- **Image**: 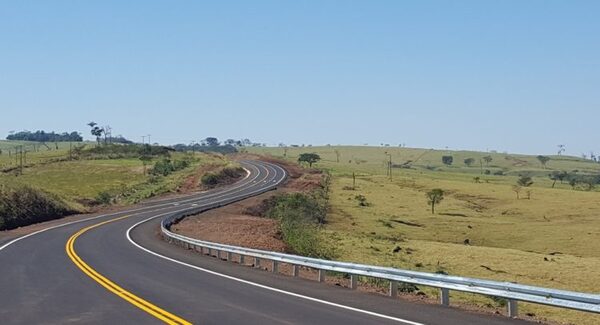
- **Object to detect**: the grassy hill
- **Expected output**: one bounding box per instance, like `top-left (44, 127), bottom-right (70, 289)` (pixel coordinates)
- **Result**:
top-left (249, 146), bottom-right (600, 325)
top-left (0, 140), bottom-right (230, 230)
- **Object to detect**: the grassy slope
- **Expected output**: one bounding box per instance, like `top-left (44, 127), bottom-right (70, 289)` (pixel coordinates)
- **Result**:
top-left (249, 146), bottom-right (600, 325)
top-left (0, 141), bottom-right (229, 211)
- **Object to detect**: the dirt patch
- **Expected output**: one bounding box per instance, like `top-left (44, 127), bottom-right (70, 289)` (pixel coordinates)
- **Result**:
top-left (172, 196), bottom-right (287, 252)
top-left (452, 193), bottom-right (497, 212)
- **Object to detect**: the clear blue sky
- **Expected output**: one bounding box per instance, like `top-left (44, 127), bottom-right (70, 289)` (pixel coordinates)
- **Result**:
top-left (1, 1), bottom-right (598, 155)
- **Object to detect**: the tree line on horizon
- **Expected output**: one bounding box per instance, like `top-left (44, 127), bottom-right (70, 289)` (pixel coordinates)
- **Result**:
top-left (6, 130), bottom-right (83, 142)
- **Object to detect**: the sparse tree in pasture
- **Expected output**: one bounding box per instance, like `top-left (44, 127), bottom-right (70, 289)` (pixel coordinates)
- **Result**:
top-left (483, 155), bottom-right (493, 166)
top-left (87, 121), bottom-right (104, 145)
top-left (464, 158), bottom-right (475, 167)
top-left (442, 155), bottom-right (453, 166)
top-left (549, 171), bottom-right (567, 188)
top-left (517, 175), bottom-right (534, 187)
top-left (557, 144), bottom-right (566, 156)
top-left (298, 153), bottom-right (321, 168)
top-left (537, 155), bottom-right (550, 169)
top-left (426, 189), bottom-right (444, 214)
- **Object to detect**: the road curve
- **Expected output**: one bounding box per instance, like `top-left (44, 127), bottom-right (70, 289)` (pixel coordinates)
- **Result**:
top-left (0, 160), bottom-right (532, 324)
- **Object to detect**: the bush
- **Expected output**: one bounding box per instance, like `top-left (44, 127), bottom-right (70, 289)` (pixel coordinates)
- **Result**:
top-left (266, 192), bottom-right (333, 258)
top-left (150, 157), bottom-right (192, 176)
top-left (355, 194), bottom-right (370, 207)
top-left (201, 173), bottom-right (220, 186)
top-left (442, 156), bottom-right (453, 166)
top-left (95, 191), bottom-right (112, 205)
top-left (200, 166), bottom-right (246, 187)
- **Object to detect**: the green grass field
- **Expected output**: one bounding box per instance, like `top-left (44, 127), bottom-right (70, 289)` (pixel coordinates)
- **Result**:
top-left (249, 146), bottom-right (600, 325)
top-left (0, 141), bottom-right (228, 211)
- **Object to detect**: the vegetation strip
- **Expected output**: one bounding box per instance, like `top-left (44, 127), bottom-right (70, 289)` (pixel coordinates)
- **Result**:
top-left (65, 215), bottom-right (192, 325)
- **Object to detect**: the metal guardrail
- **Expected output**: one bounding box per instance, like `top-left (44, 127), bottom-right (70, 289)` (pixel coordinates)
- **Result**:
top-left (160, 163), bottom-right (600, 319)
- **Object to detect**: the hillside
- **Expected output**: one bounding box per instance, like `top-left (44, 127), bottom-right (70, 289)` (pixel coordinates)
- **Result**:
top-left (249, 146), bottom-right (600, 325)
top-left (0, 140), bottom-right (230, 230)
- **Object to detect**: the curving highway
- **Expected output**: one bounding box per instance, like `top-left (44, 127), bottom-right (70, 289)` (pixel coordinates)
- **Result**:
top-left (0, 160), bottom-right (532, 324)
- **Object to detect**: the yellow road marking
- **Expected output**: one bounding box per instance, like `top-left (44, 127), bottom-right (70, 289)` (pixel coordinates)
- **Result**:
top-left (66, 215), bottom-right (193, 325)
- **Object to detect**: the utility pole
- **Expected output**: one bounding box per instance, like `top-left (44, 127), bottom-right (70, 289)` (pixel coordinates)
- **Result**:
top-left (147, 134), bottom-right (151, 145)
top-left (141, 136), bottom-right (146, 145)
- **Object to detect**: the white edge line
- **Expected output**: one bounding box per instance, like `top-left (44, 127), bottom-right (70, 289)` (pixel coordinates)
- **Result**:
top-left (126, 214), bottom-right (425, 325)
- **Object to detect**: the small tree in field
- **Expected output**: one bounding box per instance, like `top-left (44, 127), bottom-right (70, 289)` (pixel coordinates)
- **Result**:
top-left (298, 153), bottom-right (321, 168)
top-left (442, 156), bottom-right (453, 166)
top-left (426, 189), bottom-right (444, 214)
top-left (464, 158), bottom-right (475, 167)
top-left (516, 175), bottom-right (534, 199)
top-left (537, 155), bottom-right (550, 169)
top-left (549, 171), bottom-right (567, 188)
top-left (483, 155), bottom-right (493, 166)
top-left (517, 175), bottom-right (534, 187)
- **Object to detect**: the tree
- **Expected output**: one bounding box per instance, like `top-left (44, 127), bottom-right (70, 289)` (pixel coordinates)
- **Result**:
top-left (87, 122), bottom-right (104, 145)
top-left (442, 155), bottom-right (453, 166)
top-left (464, 158), bottom-right (475, 167)
top-left (557, 144), bottom-right (566, 156)
top-left (298, 153), bottom-right (321, 168)
top-left (549, 171), bottom-right (567, 188)
top-left (483, 155), bottom-right (493, 166)
top-left (204, 137), bottom-right (219, 146)
top-left (517, 175), bottom-right (534, 187)
top-left (224, 139), bottom-right (236, 145)
top-left (537, 155), bottom-right (550, 169)
top-left (426, 189), bottom-right (444, 214)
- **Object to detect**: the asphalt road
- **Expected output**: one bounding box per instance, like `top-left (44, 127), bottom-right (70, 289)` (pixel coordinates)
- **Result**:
top-left (0, 160), bottom-right (534, 325)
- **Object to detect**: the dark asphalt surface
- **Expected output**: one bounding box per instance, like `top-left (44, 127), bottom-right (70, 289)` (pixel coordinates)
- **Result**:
top-left (0, 160), bottom-right (534, 324)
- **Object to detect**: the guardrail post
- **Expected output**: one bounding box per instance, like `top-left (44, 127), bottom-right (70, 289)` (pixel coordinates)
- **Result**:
top-left (216, 250), bottom-right (221, 259)
top-left (239, 255), bottom-right (245, 264)
top-left (508, 299), bottom-right (518, 317)
top-left (272, 261), bottom-right (278, 273)
top-left (208, 248), bottom-right (213, 256)
top-left (292, 265), bottom-right (299, 277)
top-left (318, 269), bottom-right (325, 282)
top-left (227, 252), bottom-right (232, 261)
top-left (254, 257), bottom-right (260, 268)
top-left (389, 281), bottom-right (398, 297)
top-left (440, 288), bottom-right (449, 306)
top-left (350, 274), bottom-right (357, 290)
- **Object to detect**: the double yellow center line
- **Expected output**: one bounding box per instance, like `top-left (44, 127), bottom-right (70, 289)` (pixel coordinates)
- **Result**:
top-left (65, 215), bottom-right (192, 325)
